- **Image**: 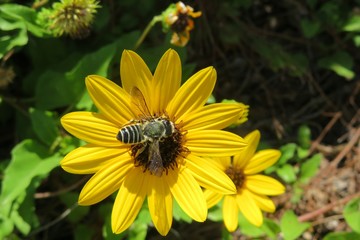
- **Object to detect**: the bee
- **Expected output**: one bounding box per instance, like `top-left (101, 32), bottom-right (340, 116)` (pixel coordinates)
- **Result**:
top-left (116, 87), bottom-right (176, 176)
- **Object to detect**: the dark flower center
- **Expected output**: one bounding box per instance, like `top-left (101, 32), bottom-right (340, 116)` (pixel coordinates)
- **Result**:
top-left (171, 13), bottom-right (189, 33)
top-left (130, 117), bottom-right (186, 176)
top-left (225, 165), bottom-right (246, 190)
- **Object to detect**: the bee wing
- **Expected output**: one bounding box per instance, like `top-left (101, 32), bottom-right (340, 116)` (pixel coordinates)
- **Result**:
top-left (148, 140), bottom-right (163, 176)
top-left (130, 87), bottom-right (152, 117)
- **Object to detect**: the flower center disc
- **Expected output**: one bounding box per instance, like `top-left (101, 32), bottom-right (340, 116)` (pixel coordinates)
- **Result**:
top-left (130, 118), bottom-right (184, 176)
top-left (171, 13), bottom-right (189, 33)
top-left (225, 166), bottom-right (246, 190)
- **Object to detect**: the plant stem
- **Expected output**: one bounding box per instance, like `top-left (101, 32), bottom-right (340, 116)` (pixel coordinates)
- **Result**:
top-left (134, 15), bottom-right (163, 50)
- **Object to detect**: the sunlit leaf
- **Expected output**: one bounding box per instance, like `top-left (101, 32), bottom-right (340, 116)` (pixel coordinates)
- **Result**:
top-left (299, 153), bottom-right (322, 184)
top-left (278, 143), bottom-right (297, 165)
top-left (317, 51), bottom-right (355, 80)
top-left (207, 204), bottom-right (223, 222)
top-left (323, 231), bottom-right (360, 240)
top-left (280, 210), bottom-right (310, 240)
top-left (343, 15), bottom-right (360, 32)
top-left (0, 140), bottom-right (61, 208)
top-left (343, 198), bottom-right (360, 233)
top-left (261, 218), bottom-right (281, 239)
top-left (0, 4), bottom-right (46, 36)
top-left (276, 164), bottom-right (297, 183)
top-left (238, 213), bottom-right (264, 237)
top-left (173, 199), bottom-right (192, 223)
top-left (297, 125), bottom-right (311, 149)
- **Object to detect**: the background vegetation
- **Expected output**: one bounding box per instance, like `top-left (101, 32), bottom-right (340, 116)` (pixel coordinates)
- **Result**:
top-left (0, 0), bottom-right (359, 239)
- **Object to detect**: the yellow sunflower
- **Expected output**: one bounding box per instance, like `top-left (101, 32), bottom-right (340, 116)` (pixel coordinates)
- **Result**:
top-left (60, 49), bottom-right (248, 235)
top-left (204, 130), bottom-right (285, 232)
top-left (163, 1), bottom-right (202, 46)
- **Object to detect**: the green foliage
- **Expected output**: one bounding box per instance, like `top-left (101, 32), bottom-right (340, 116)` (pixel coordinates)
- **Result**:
top-left (343, 198), bottom-right (360, 233)
top-left (323, 231), bottom-right (360, 240)
top-left (0, 140), bottom-right (61, 238)
top-left (1, 0), bottom-right (359, 239)
top-left (280, 211), bottom-right (311, 240)
top-left (35, 41), bottom-right (117, 110)
top-left (0, 3), bottom-right (47, 58)
top-left (318, 51), bottom-right (355, 80)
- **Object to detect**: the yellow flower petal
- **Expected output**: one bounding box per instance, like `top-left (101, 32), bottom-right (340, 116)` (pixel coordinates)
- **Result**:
top-left (236, 189), bottom-right (263, 226)
top-left (251, 193), bottom-right (276, 213)
top-left (147, 174), bottom-right (173, 236)
top-left (152, 49), bottom-right (181, 114)
top-left (166, 167), bottom-right (207, 222)
top-left (61, 112), bottom-right (121, 147)
top-left (120, 50), bottom-right (152, 112)
top-left (223, 195), bottom-right (239, 232)
top-left (166, 67), bottom-right (216, 121)
top-left (233, 130), bottom-right (260, 169)
top-left (216, 157), bottom-right (231, 170)
top-left (78, 156), bottom-right (133, 205)
top-left (246, 175), bottom-right (285, 196)
top-left (61, 144), bottom-right (128, 174)
top-left (185, 130), bottom-right (247, 157)
top-left (203, 189), bottom-right (223, 209)
top-left (181, 103), bottom-right (245, 130)
top-left (112, 168), bottom-right (147, 234)
top-left (86, 75), bottom-right (136, 126)
top-left (185, 154), bottom-right (236, 194)
top-left (244, 150), bottom-right (281, 175)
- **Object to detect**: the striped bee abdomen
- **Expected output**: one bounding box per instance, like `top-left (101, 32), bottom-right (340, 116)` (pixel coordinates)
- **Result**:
top-left (117, 124), bottom-right (144, 144)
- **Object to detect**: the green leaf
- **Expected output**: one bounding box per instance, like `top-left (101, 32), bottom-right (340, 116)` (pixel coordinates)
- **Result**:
top-left (74, 224), bottom-right (95, 240)
top-left (10, 180), bottom-right (40, 235)
top-left (297, 124), bottom-right (311, 149)
top-left (0, 4), bottom-right (46, 37)
top-left (0, 202), bottom-right (14, 239)
top-left (59, 135), bottom-right (82, 155)
top-left (29, 108), bottom-right (59, 146)
top-left (290, 184), bottom-right (304, 203)
top-left (280, 210), bottom-right (310, 240)
top-left (173, 200), bottom-right (192, 223)
top-left (301, 19), bottom-right (321, 38)
top-left (261, 218), bottom-right (281, 239)
top-left (0, 18), bottom-right (28, 59)
top-left (250, 39), bottom-right (308, 76)
top-left (135, 206), bottom-right (152, 225)
top-left (318, 51), bottom-right (355, 80)
top-left (0, 140), bottom-right (61, 209)
top-left (221, 228), bottom-right (233, 240)
top-left (353, 35), bottom-right (360, 47)
top-left (278, 143), bottom-right (297, 165)
top-left (343, 198), bottom-right (360, 233)
top-left (276, 164), bottom-right (297, 183)
top-left (299, 153), bottom-right (322, 184)
top-left (297, 147), bottom-right (309, 159)
top-left (343, 15), bottom-right (360, 32)
top-left (208, 204), bottom-right (223, 222)
top-left (35, 42), bottom-right (117, 110)
top-left (128, 220), bottom-right (148, 240)
top-left (238, 213), bottom-right (265, 237)
top-left (99, 203), bottom-right (127, 240)
top-left (323, 231), bottom-right (360, 240)
top-left (10, 200), bottom-right (31, 235)
top-left (75, 91), bottom-right (94, 111)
